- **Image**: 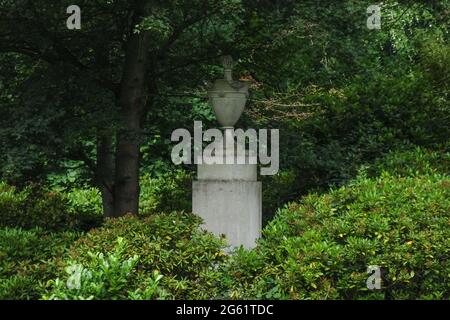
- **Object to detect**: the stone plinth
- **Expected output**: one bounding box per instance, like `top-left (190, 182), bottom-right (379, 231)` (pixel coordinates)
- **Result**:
top-left (197, 153), bottom-right (257, 181)
top-left (193, 147), bottom-right (261, 249)
top-left (192, 180), bottom-right (262, 249)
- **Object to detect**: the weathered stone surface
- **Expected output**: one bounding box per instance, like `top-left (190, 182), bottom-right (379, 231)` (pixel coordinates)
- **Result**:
top-left (192, 180), bottom-right (262, 249)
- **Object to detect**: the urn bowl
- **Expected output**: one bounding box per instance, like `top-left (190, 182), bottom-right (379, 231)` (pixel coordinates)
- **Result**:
top-left (208, 79), bottom-right (249, 127)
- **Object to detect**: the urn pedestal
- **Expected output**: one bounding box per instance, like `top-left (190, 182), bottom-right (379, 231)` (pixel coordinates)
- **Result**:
top-left (193, 179), bottom-right (261, 249)
top-left (193, 146), bottom-right (261, 249)
top-left (192, 56), bottom-right (262, 249)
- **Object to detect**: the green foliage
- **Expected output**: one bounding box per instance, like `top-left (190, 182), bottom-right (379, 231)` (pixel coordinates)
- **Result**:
top-left (65, 187), bottom-right (103, 230)
top-left (0, 182), bottom-right (102, 232)
top-left (259, 66), bottom-right (449, 220)
top-left (2, 149), bottom-right (450, 300)
top-left (262, 169), bottom-right (298, 225)
top-left (65, 187), bottom-right (102, 215)
top-left (136, 12), bottom-right (172, 42)
top-left (41, 148), bottom-right (450, 300)
top-left (0, 0), bottom-right (256, 185)
top-left (244, 1), bottom-right (449, 221)
top-left (0, 227), bottom-right (80, 299)
top-left (0, 0), bottom-right (449, 301)
top-left (0, 168), bottom-right (193, 232)
top-left (43, 237), bottom-right (167, 300)
top-left (227, 170), bottom-right (450, 299)
top-left (44, 213), bottom-right (227, 299)
top-left (139, 170), bottom-right (192, 215)
top-left (366, 146), bottom-right (450, 178)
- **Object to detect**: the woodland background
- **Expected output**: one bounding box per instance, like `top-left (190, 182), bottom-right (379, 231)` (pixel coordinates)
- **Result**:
top-left (0, 0), bottom-right (448, 299)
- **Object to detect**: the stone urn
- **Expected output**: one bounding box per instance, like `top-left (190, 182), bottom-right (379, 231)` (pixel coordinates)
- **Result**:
top-left (208, 56), bottom-right (249, 128)
top-left (194, 56), bottom-right (261, 249)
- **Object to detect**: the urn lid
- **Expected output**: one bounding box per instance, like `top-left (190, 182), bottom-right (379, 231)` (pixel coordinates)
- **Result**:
top-left (208, 56), bottom-right (249, 95)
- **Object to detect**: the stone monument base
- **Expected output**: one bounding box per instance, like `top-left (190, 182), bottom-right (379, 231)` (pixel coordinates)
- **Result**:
top-left (192, 180), bottom-right (262, 249)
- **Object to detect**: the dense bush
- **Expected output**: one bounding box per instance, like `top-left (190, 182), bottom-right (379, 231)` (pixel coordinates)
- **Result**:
top-left (0, 227), bottom-right (80, 299)
top-left (2, 148), bottom-right (449, 300)
top-left (44, 213), bottom-right (227, 299)
top-left (0, 168), bottom-right (192, 232)
top-left (139, 169), bottom-right (192, 215)
top-left (261, 169), bottom-right (298, 225)
top-left (256, 65), bottom-right (449, 221)
top-left (35, 148), bottom-right (450, 300)
top-left (227, 171), bottom-right (449, 299)
top-left (366, 146), bottom-right (449, 178)
top-left (43, 237), bottom-right (167, 300)
top-left (0, 182), bottom-right (102, 231)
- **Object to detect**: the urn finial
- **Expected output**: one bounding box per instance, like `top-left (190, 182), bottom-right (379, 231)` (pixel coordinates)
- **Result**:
top-left (222, 55), bottom-right (234, 81)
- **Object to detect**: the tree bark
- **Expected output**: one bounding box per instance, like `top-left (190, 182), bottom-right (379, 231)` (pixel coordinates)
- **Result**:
top-left (96, 133), bottom-right (115, 217)
top-left (113, 13), bottom-right (152, 217)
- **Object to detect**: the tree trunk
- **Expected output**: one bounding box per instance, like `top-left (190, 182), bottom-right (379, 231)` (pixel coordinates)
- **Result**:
top-left (113, 24), bottom-right (151, 217)
top-left (96, 133), bottom-right (115, 217)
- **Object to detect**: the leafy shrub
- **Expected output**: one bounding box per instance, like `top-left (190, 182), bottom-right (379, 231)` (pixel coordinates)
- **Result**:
top-left (227, 172), bottom-right (450, 299)
top-left (366, 146), bottom-right (449, 178)
top-left (0, 182), bottom-right (25, 224)
top-left (4, 147), bottom-right (450, 300)
top-left (65, 187), bottom-right (103, 230)
top-left (43, 238), bottom-right (167, 300)
top-left (0, 182), bottom-right (102, 232)
top-left (262, 169), bottom-right (298, 224)
top-left (139, 170), bottom-right (192, 215)
top-left (44, 213), bottom-right (227, 299)
top-left (0, 227), bottom-right (80, 299)
top-left (65, 187), bottom-right (102, 215)
top-left (0, 183), bottom-right (67, 231)
top-left (253, 65), bottom-right (449, 222)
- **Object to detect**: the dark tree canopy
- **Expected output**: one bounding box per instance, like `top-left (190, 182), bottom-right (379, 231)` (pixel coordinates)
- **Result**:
top-left (0, 0), bottom-right (448, 217)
